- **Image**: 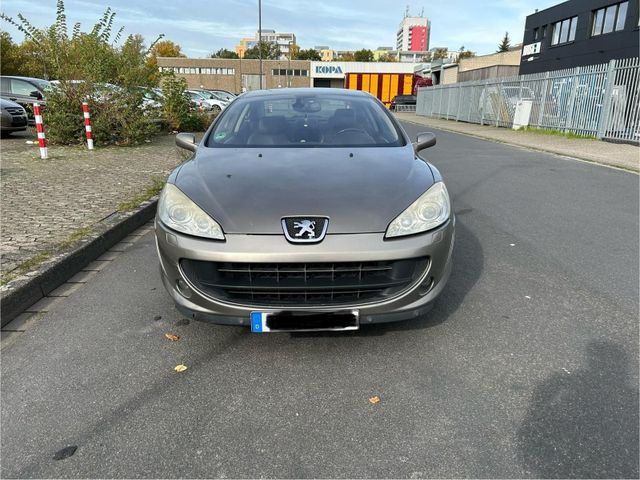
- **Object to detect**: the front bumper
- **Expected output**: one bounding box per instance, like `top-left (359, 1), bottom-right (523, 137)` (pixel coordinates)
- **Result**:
top-left (155, 217), bottom-right (455, 327)
top-left (0, 112), bottom-right (28, 131)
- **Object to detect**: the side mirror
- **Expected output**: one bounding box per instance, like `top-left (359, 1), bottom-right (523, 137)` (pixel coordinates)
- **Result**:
top-left (414, 132), bottom-right (436, 153)
top-left (30, 90), bottom-right (43, 100)
top-left (176, 132), bottom-right (197, 152)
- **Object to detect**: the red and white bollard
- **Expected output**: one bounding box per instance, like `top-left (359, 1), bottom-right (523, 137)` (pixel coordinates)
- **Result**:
top-left (82, 101), bottom-right (94, 150)
top-left (33, 103), bottom-right (48, 159)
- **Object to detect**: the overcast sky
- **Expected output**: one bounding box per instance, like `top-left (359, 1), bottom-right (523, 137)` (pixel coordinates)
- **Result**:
top-left (2, 0), bottom-right (560, 57)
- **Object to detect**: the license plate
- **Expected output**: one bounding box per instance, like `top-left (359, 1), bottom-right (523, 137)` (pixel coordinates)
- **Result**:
top-left (251, 310), bottom-right (359, 333)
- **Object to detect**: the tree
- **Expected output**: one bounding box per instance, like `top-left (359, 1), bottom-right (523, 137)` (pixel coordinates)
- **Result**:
top-left (146, 39), bottom-right (184, 73)
top-left (354, 49), bottom-right (374, 62)
top-left (211, 48), bottom-right (239, 59)
top-left (288, 43), bottom-right (299, 59)
top-left (497, 32), bottom-right (511, 52)
top-left (457, 45), bottom-right (475, 61)
top-left (431, 48), bottom-right (448, 60)
top-left (0, 32), bottom-right (25, 75)
top-left (337, 52), bottom-right (355, 61)
top-left (421, 52), bottom-right (433, 62)
top-left (296, 48), bottom-right (321, 61)
top-left (1, 1), bottom-right (162, 83)
top-left (378, 53), bottom-right (397, 62)
top-left (149, 39), bottom-right (184, 58)
top-left (243, 41), bottom-right (281, 59)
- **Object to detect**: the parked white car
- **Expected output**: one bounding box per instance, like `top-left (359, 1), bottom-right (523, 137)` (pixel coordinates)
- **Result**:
top-left (186, 90), bottom-right (228, 113)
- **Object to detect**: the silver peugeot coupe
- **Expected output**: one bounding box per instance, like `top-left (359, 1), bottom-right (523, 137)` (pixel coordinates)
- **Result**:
top-left (155, 88), bottom-right (454, 332)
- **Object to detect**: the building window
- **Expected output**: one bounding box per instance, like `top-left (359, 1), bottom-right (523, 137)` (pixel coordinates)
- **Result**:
top-left (533, 27), bottom-right (539, 41)
top-left (592, 1), bottom-right (628, 36)
top-left (551, 16), bottom-right (578, 45)
top-left (541, 25), bottom-right (547, 39)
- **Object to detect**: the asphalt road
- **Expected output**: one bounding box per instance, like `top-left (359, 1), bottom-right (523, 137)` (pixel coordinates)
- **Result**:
top-left (2, 122), bottom-right (638, 478)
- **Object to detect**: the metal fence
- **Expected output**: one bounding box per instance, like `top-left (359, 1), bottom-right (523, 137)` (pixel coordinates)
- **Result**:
top-left (416, 58), bottom-right (640, 143)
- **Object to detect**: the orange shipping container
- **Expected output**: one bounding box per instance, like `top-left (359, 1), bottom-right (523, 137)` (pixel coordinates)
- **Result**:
top-left (345, 73), bottom-right (415, 108)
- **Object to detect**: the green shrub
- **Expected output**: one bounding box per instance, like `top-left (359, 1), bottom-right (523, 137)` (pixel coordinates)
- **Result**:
top-left (180, 110), bottom-right (214, 132)
top-left (160, 72), bottom-right (214, 132)
top-left (45, 81), bottom-right (158, 146)
top-left (44, 81), bottom-right (91, 145)
top-left (159, 72), bottom-right (191, 130)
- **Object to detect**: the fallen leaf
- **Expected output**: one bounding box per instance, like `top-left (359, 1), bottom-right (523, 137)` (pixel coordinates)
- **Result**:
top-left (174, 364), bottom-right (188, 373)
top-left (368, 395), bottom-right (380, 405)
top-left (165, 333), bottom-right (180, 341)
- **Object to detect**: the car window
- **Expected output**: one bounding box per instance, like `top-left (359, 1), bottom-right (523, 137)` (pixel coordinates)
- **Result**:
top-left (0, 78), bottom-right (10, 93)
top-left (32, 79), bottom-right (50, 91)
top-left (207, 93), bottom-right (404, 148)
top-left (10, 79), bottom-right (36, 96)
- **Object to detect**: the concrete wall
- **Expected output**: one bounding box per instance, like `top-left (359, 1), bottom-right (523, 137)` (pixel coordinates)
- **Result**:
top-left (457, 65), bottom-right (520, 82)
top-left (458, 50), bottom-right (521, 72)
top-left (156, 58), bottom-right (312, 93)
top-left (441, 66), bottom-right (459, 84)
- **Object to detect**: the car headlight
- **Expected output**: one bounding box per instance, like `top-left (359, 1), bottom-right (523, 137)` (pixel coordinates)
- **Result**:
top-left (385, 182), bottom-right (451, 238)
top-left (158, 183), bottom-right (225, 240)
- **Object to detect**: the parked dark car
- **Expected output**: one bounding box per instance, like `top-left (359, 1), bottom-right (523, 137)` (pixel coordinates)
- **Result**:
top-left (0, 98), bottom-right (28, 136)
top-left (0, 76), bottom-right (50, 124)
top-left (389, 95), bottom-right (417, 111)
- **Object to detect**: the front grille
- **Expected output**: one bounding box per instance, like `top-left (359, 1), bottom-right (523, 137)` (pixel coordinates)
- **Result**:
top-left (180, 257), bottom-right (429, 306)
top-left (4, 107), bottom-right (25, 116)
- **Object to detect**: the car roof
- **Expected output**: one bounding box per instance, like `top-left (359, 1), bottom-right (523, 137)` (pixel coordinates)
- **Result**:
top-left (0, 75), bottom-right (49, 84)
top-left (241, 87), bottom-right (371, 100)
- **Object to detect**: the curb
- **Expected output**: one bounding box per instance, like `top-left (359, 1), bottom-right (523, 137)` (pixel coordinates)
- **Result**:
top-left (1, 200), bottom-right (158, 327)
top-left (396, 115), bottom-right (639, 173)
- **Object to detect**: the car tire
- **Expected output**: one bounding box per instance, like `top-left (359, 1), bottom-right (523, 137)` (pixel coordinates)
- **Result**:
top-left (212, 105), bottom-right (221, 114)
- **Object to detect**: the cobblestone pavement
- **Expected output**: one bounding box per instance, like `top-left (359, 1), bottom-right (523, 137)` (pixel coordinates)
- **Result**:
top-left (396, 113), bottom-right (640, 172)
top-left (0, 131), bottom-right (188, 276)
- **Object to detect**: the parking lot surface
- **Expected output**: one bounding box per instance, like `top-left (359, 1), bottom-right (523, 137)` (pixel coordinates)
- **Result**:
top-left (1, 122), bottom-right (638, 478)
top-left (0, 130), bottom-right (184, 276)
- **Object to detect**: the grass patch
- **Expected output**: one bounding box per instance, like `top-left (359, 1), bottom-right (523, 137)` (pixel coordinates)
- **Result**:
top-left (1, 251), bottom-right (54, 286)
top-left (517, 127), bottom-right (597, 140)
top-left (58, 226), bottom-right (95, 250)
top-left (0, 226), bottom-right (96, 286)
top-left (117, 176), bottom-right (166, 212)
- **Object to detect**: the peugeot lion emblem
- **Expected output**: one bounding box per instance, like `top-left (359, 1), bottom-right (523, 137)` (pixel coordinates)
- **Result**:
top-left (294, 220), bottom-right (316, 238)
top-left (282, 217), bottom-right (329, 243)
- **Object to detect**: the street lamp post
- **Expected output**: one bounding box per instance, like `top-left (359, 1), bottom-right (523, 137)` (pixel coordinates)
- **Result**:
top-left (258, 0), bottom-right (263, 89)
top-left (287, 40), bottom-right (294, 87)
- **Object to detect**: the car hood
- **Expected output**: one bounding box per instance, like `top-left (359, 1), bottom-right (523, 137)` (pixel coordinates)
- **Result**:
top-left (174, 144), bottom-right (434, 234)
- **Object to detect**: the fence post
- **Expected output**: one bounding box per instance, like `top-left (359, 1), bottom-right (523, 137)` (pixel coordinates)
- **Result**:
top-left (536, 71), bottom-right (550, 128)
top-left (82, 101), bottom-right (94, 150)
top-left (480, 82), bottom-right (486, 126)
top-left (596, 59), bottom-right (617, 139)
top-left (33, 103), bottom-right (48, 160)
top-left (456, 84), bottom-right (462, 121)
top-left (565, 66), bottom-right (581, 132)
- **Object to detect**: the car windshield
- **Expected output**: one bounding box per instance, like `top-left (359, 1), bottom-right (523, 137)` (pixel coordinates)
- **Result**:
top-left (33, 79), bottom-right (51, 91)
top-left (213, 91), bottom-right (235, 101)
top-left (207, 93), bottom-right (404, 148)
top-left (201, 91), bottom-right (226, 101)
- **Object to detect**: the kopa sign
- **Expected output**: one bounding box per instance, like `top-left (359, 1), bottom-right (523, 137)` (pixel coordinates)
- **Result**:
top-left (314, 64), bottom-right (344, 77)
